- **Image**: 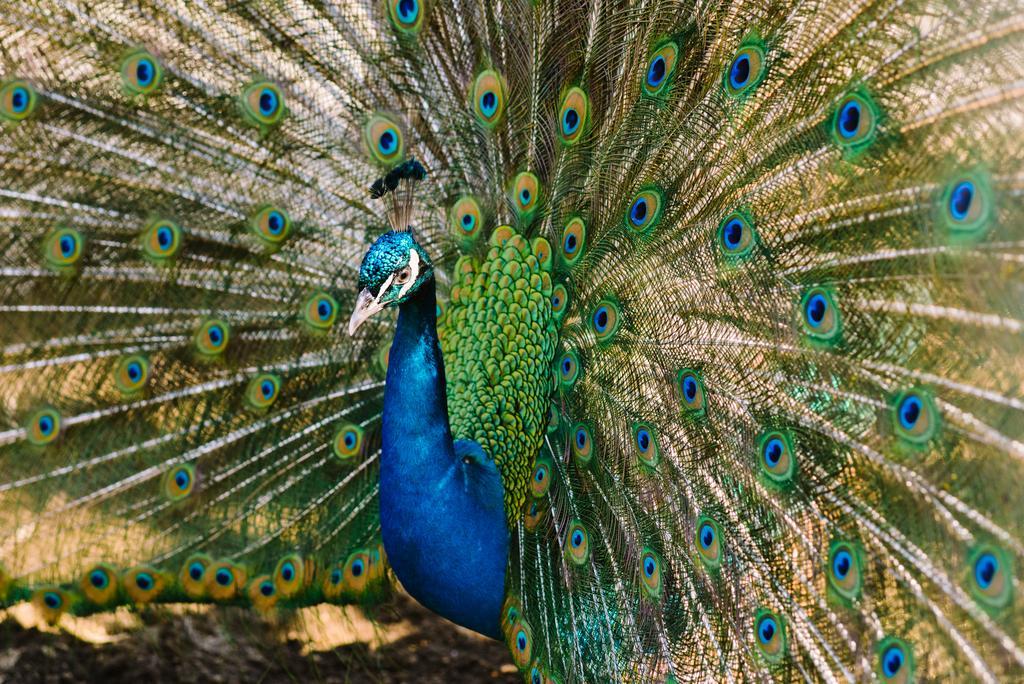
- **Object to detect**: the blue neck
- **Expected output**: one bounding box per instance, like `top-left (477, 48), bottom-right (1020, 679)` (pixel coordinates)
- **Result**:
top-left (378, 278), bottom-right (508, 638)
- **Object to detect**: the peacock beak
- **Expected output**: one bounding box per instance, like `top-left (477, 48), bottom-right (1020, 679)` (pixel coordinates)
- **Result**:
top-left (348, 288), bottom-right (386, 336)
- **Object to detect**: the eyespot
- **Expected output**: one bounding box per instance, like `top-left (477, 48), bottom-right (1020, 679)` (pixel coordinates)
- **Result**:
top-left (677, 369), bottom-right (707, 416)
top-left (889, 389), bottom-right (939, 444)
top-left (274, 554), bottom-right (305, 598)
top-left (625, 186), bottom-right (665, 234)
top-left (696, 516), bottom-right (722, 569)
top-left (523, 498), bottom-right (548, 532)
top-left (500, 596), bottom-right (522, 640)
top-left (113, 354), bottom-right (151, 394)
top-left (510, 171), bottom-right (540, 219)
top-left (247, 575), bottom-right (278, 612)
top-left (877, 637), bottom-right (914, 683)
top-left (547, 402), bottom-right (561, 434)
top-left (194, 319), bottom-right (230, 355)
top-left (489, 224), bottom-right (515, 247)
top-left (531, 457), bottom-right (553, 498)
top-left (243, 373), bottom-right (280, 410)
top-left (508, 617), bottom-right (533, 669)
top-left (332, 549), bottom-right (377, 597)
top-left (753, 609), bottom-right (787, 662)
top-left (530, 237), bottom-right (553, 272)
top-left (141, 219), bottom-right (182, 260)
top-left (799, 287), bottom-right (841, 343)
top-left (26, 407), bottom-right (61, 446)
top-left (162, 464), bottom-right (195, 502)
top-left (32, 587), bottom-right (69, 623)
top-left (940, 173), bottom-right (994, 236)
top-left (758, 431), bottom-right (795, 484)
top-left (387, 0), bottom-right (424, 33)
top-left (449, 195), bottom-right (483, 241)
top-left (206, 560), bottom-right (246, 600)
top-left (557, 349), bottom-right (579, 390)
top-left (632, 422), bottom-right (660, 469)
top-left (565, 520), bottom-right (590, 566)
top-left (365, 113), bottom-right (404, 164)
top-left (643, 42), bottom-right (679, 96)
top-left (249, 205), bottom-right (292, 246)
top-left (81, 564), bottom-right (118, 606)
top-left (831, 91), bottom-right (879, 150)
top-left (827, 540), bottom-right (862, 601)
top-left (551, 283), bottom-right (568, 321)
top-left (239, 80), bottom-right (285, 128)
top-left (591, 299), bottom-right (621, 343)
top-left (724, 42), bottom-right (766, 97)
top-left (471, 70), bottom-right (506, 127)
top-left (559, 216), bottom-right (587, 266)
top-left (558, 87), bottom-right (589, 145)
top-left (968, 544), bottom-right (1013, 608)
top-left (304, 291), bottom-right (338, 330)
top-left (120, 50), bottom-right (163, 95)
top-left (639, 547), bottom-right (663, 600)
top-left (571, 423), bottom-right (594, 465)
top-left (123, 566), bottom-right (165, 603)
top-left (43, 227), bottom-right (83, 268)
top-left (1, 81), bottom-right (38, 122)
top-left (718, 212), bottom-right (756, 260)
top-left (333, 423), bottom-right (365, 461)
top-left (323, 563), bottom-right (346, 601)
top-left (180, 555), bottom-right (211, 598)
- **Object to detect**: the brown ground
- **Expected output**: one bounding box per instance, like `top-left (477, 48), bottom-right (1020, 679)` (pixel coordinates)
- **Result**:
top-left (0, 593), bottom-right (520, 683)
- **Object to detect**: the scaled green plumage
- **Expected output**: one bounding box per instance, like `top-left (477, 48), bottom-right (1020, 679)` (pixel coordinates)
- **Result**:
top-left (1, 0), bottom-right (1023, 681)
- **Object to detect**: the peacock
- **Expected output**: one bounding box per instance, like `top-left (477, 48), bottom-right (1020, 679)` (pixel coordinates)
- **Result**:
top-left (1, 0), bottom-right (1023, 680)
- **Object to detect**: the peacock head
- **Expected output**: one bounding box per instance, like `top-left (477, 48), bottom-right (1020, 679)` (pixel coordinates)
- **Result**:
top-left (348, 230), bottom-right (434, 335)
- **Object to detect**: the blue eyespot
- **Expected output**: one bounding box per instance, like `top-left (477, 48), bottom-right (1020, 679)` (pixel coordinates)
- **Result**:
top-left (260, 380), bottom-right (274, 399)
top-left (174, 470), bottom-right (190, 490)
top-left (575, 428), bottom-right (588, 450)
top-left (281, 561), bottom-right (295, 581)
top-left (59, 236), bottom-right (75, 257)
top-left (758, 616), bottom-right (777, 644)
top-left (804, 294), bottom-right (828, 328)
top-left (318, 300), bottom-right (332, 320)
top-left (260, 581), bottom-right (274, 596)
top-left (722, 218), bottom-right (744, 251)
top-left (127, 362), bottom-right (142, 381)
top-left (593, 306), bottom-right (609, 333)
top-left (480, 90), bottom-right (497, 117)
top-left (352, 558), bottom-right (364, 577)
top-left (838, 100), bottom-right (861, 139)
top-left (561, 358), bottom-right (572, 376)
top-left (208, 325), bottom-right (223, 345)
top-left (136, 572), bottom-right (154, 590)
top-left (38, 415), bottom-right (54, 436)
top-left (397, 0), bottom-right (418, 22)
top-left (682, 376), bottom-right (698, 402)
top-left (572, 530), bottom-right (584, 547)
top-left (43, 591), bottom-right (61, 609)
top-left (267, 211), bottom-right (285, 235)
top-left (949, 181), bottom-right (974, 222)
top-left (378, 129), bottom-right (397, 155)
top-left (763, 438), bottom-right (784, 467)
top-left (90, 569), bottom-right (109, 588)
top-left (832, 550), bottom-right (852, 579)
top-left (517, 630), bottom-right (527, 651)
top-left (630, 198), bottom-right (648, 226)
top-left (189, 562), bottom-right (204, 581)
top-left (330, 568), bottom-right (342, 584)
top-left (898, 395), bottom-right (922, 430)
top-left (729, 54), bottom-right (751, 89)
top-left (882, 645), bottom-right (905, 678)
top-left (535, 468), bottom-right (545, 482)
top-left (215, 568), bottom-right (232, 586)
top-left (699, 522), bottom-right (715, 549)
top-left (258, 88), bottom-right (278, 117)
top-left (564, 232), bottom-right (578, 254)
top-left (974, 552), bottom-right (998, 589)
top-left (647, 56), bottom-right (667, 88)
top-left (519, 188), bottom-right (531, 204)
top-left (461, 213), bottom-right (475, 231)
top-left (644, 556), bottom-right (656, 577)
top-left (562, 107), bottom-right (580, 135)
top-left (136, 60), bottom-right (154, 87)
top-left (636, 429), bottom-right (650, 451)
top-left (11, 87), bottom-right (29, 114)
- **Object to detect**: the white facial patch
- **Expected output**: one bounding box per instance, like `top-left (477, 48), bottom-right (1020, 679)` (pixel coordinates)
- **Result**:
top-left (396, 248), bottom-right (420, 300)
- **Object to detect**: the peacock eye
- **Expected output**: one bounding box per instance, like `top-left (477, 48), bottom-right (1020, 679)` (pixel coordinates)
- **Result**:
top-left (395, 267), bottom-right (412, 285)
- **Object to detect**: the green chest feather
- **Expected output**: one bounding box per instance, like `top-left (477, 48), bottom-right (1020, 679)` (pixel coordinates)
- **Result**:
top-left (439, 228), bottom-right (557, 525)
